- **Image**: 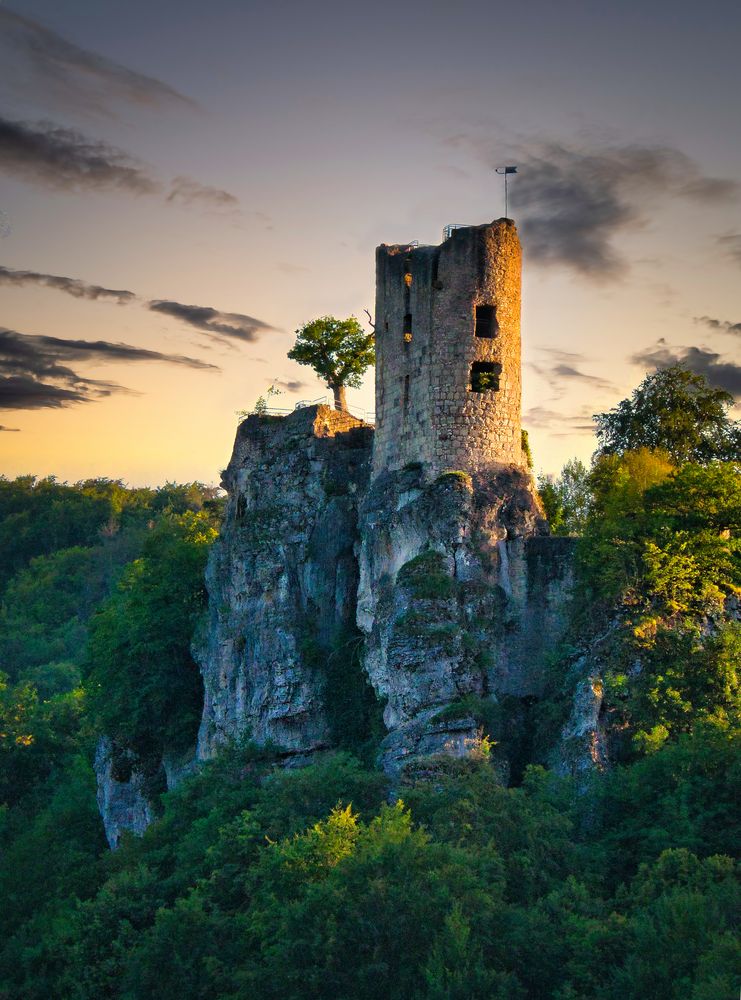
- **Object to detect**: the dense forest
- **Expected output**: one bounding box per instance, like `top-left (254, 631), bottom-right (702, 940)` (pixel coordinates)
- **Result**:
top-left (0, 365), bottom-right (738, 999)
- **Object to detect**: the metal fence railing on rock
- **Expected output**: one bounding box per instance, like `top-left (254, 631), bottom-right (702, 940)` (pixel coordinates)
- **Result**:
top-left (241, 397), bottom-right (374, 423)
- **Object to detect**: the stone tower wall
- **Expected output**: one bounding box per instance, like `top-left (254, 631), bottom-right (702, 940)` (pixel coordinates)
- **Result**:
top-left (373, 220), bottom-right (523, 479)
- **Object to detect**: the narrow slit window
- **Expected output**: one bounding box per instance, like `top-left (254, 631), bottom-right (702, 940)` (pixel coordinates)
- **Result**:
top-left (403, 313), bottom-right (412, 343)
top-left (475, 305), bottom-right (498, 339)
top-left (403, 374), bottom-right (410, 413)
top-left (470, 361), bottom-right (501, 392)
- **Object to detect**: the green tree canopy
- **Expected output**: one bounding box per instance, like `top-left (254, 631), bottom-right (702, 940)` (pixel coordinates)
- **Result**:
top-left (594, 364), bottom-right (740, 464)
top-left (288, 315), bottom-right (375, 411)
top-left (85, 511), bottom-right (218, 769)
top-left (537, 458), bottom-right (591, 535)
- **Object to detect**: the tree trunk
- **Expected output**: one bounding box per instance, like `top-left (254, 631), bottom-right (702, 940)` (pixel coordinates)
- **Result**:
top-left (332, 383), bottom-right (347, 411)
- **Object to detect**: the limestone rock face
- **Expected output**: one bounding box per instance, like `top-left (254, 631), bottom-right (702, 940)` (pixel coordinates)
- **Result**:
top-left (357, 464), bottom-right (574, 777)
top-left (195, 405), bottom-right (372, 761)
top-left (94, 738), bottom-right (155, 849)
top-left (551, 671), bottom-right (609, 778)
top-left (94, 739), bottom-right (196, 848)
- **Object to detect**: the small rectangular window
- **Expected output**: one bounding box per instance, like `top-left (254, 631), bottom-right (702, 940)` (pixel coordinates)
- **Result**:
top-left (470, 361), bottom-right (501, 392)
top-left (475, 305), bottom-right (498, 339)
top-left (403, 313), bottom-right (412, 341)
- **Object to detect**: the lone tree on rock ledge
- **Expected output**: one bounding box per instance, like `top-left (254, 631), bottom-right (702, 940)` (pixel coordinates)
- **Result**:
top-left (288, 315), bottom-right (375, 411)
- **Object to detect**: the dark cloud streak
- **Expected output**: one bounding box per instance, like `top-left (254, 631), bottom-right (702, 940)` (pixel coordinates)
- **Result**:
top-left (0, 117), bottom-right (240, 210)
top-left (716, 233), bottom-right (741, 268)
top-left (273, 377), bottom-right (309, 393)
top-left (0, 9), bottom-right (196, 116)
top-left (0, 265), bottom-right (135, 303)
top-left (695, 315), bottom-right (741, 336)
top-left (0, 116), bottom-right (157, 194)
top-left (0, 327), bottom-right (219, 410)
top-left (148, 300), bottom-right (275, 343)
top-left (0, 375), bottom-right (91, 410)
top-left (528, 347), bottom-right (614, 399)
top-left (632, 340), bottom-right (741, 398)
top-left (167, 176), bottom-right (239, 211)
top-left (447, 137), bottom-right (739, 280)
top-left (509, 143), bottom-right (738, 279)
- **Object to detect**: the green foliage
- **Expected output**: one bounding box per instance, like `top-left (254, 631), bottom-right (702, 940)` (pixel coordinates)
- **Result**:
top-left (521, 428), bottom-right (534, 468)
top-left (250, 383), bottom-right (283, 416)
top-left (86, 511), bottom-right (217, 764)
top-left (574, 449), bottom-right (735, 615)
top-left (0, 405), bottom-right (739, 999)
top-left (0, 673), bottom-right (85, 807)
top-left (0, 476), bottom-right (113, 591)
top-left (288, 315), bottom-right (374, 408)
top-left (0, 737), bottom-right (738, 999)
top-left (321, 628), bottom-right (385, 760)
top-left (434, 469), bottom-right (473, 488)
top-left (0, 478), bottom-right (225, 998)
top-left (0, 546), bottom-right (111, 688)
top-left (594, 364), bottom-right (740, 464)
top-left (573, 449), bottom-right (740, 754)
top-left (537, 458), bottom-right (591, 535)
top-left (397, 550), bottom-right (456, 600)
top-left (620, 623), bottom-right (740, 752)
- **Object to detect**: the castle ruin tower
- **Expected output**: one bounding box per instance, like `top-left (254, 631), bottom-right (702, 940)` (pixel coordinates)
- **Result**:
top-left (373, 220), bottom-right (523, 479)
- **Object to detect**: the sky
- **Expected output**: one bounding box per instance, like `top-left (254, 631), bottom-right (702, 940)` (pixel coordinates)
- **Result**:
top-left (0, 0), bottom-right (739, 484)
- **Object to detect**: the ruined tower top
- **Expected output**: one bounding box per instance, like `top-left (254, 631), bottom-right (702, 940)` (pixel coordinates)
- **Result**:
top-left (372, 219), bottom-right (523, 479)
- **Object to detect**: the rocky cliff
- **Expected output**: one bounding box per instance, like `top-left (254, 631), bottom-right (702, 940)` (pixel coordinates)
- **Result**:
top-left (195, 407), bottom-right (575, 780)
top-left (357, 464), bottom-right (574, 777)
top-left (195, 405), bottom-right (373, 761)
top-left (96, 406), bottom-right (580, 842)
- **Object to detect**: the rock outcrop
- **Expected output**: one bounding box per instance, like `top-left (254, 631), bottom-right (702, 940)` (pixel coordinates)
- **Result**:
top-left (94, 738), bottom-right (156, 849)
top-left (551, 671), bottom-right (609, 779)
top-left (195, 405), bottom-right (373, 761)
top-left (94, 739), bottom-right (196, 848)
top-left (96, 410), bottom-right (577, 842)
top-left (357, 464), bottom-right (574, 777)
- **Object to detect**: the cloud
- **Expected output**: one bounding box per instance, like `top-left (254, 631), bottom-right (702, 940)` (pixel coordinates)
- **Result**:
top-left (273, 378), bottom-right (309, 393)
top-left (0, 265), bottom-right (135, 303)
top-left (716, 233), bottom-right (741, 267)
top-left (695, 315), bottom-right (741, 336)
top-left (0, 117), bottom-right (240, 210)
top-left (148, 300), bottom-right (275, 343)
top-left (0, 327), bottom-right (218, 410)
top-left (0, 424), bottom-right (20, 431)
top-left (522, 405), bottom-right (594, 436)
top-left (0, 9), bottom-right (195, 117)
top-left (0, 116), bottom-right (157, 193)
top-left (511, 143), bottom-right (738, 278)
top-left (0, 264), bottom-right (273, 355)
top-left (528, 347), bottom-right (615, 398)
top-left (632, 339), bottom-right (741, 398)
top-left (449, 138), bottom-right (738, 279)
top-left (0, 375), bottom-right (92, 410)
top-left (167, 176), bottom-right (239, 211)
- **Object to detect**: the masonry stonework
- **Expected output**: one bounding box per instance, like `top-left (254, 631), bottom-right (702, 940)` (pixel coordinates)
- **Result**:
top-left (373, 220), bottom-right (523, 479)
